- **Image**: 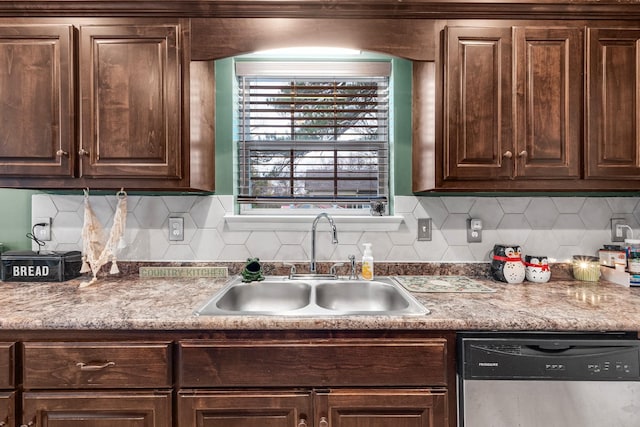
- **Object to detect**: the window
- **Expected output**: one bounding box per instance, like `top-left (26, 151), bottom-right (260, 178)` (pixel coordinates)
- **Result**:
top-left (236, 60), bottom-right (391, 215)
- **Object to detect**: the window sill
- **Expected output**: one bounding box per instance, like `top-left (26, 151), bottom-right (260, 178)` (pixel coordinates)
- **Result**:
top-left (224, 214), bottom-right (404, 232)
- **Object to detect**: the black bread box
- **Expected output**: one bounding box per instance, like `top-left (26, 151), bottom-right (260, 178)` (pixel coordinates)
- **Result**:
top-left (1, 250), bottom-right (82, 282)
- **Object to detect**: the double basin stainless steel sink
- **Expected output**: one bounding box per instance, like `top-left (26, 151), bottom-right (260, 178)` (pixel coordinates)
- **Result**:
top-left (194, 276), bottom-right (429, 316)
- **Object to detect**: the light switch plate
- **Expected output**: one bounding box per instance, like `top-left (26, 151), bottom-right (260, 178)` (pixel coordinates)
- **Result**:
top-left (417, 218), bottom-right (432, 241)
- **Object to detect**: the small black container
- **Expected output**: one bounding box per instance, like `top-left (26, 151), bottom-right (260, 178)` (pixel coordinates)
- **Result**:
top-left (1, 250), bottom-right (82, 282)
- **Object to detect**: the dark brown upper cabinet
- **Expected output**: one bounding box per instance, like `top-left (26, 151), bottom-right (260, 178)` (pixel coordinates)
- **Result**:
top-left (0, 25), bottom-right (75, 179)
top-left (442, 26), bottom-right (514, 183)
top-left (513, 27), bottom-right (582, 181)
top-left (436, 24), bottom-right (582, 191)
top-left (79, 24), bottom-right (181, 181)
top-left (586, 28), bottom-right (640, 181)
top-left (0, 19), bottom-right (214, 192)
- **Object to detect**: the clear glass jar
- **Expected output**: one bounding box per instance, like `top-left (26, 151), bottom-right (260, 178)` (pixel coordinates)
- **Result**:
top-left (572, 255), bottom-right (600, 281)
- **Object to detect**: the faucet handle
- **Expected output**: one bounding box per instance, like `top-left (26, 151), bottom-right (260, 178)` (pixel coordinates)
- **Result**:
top-left (329, 262), bottom-right (344, 277)
top-left (348, 255), bottom-right (357, 280)
top-left (283, 262), bottom-right (297, 278)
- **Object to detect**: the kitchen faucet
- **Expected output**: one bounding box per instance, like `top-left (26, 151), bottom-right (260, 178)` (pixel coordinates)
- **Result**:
top-left (310, 213), bottom-right (338, 274)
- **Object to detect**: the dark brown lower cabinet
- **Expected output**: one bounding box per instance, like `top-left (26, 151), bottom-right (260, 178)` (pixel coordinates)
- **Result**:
top-left (0, 392), bottom-right (15, 427)
top-left (321, 389), bottom-right (448, 427)
top-left (21, 391), bottom-right (172, 427)
top-left (177, 336), bottom-right (451, 427)
top-left (178, 389), bottom-right (448, 427)
top-left (178, 391), bottom-right (312, 427)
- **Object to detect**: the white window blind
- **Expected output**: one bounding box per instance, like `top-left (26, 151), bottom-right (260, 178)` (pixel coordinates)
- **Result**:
top-left (236, 61), bottom-right (390, 212)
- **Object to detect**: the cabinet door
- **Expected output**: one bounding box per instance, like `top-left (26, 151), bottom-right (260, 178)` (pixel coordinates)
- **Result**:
top-left (178, 391), bottom-right (312, 427)
top-left (443, 26), bottom-right (513, 181)
top-left (0, 392), bottom-right (15, 427)
top-left (79, 23), bottom-right (181, 180)
top-left (513, 27), bottom-right (582, 179)
top-left (318, 389), bottom-right (447, 427)
top-left (0, 25), bottom-right (74, 178)
top-left (22, 391), bottom-right (171, 427)
top-left (587, 28), bottom-right (640, 179)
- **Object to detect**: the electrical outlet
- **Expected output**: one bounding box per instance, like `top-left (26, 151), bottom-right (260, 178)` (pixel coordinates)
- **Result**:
top-left (34, 217), bottom-right (51, 241)
top-left (169, 217), bottom-right (184, 241)
top-left (611, 218), bottom-right (628, 242)
top-left (467, 218), bottom-right (483, 243)
top-left (417, 218), bottom-right (432, 241)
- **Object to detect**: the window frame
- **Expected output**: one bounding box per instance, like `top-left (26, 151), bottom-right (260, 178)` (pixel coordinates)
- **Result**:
top-left (235, 59), bottom-right (393, 216)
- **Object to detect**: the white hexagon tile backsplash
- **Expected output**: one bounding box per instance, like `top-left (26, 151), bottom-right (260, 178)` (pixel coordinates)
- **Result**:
top-left (31, 194), bottom-right (640, 262)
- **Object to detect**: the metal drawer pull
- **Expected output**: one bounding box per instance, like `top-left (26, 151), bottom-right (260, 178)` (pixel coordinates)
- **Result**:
top-left (518, 150), bottom-right (528, 157)
top-left (76, 361), bottom-right (116, 371)
top-left (319, 417), bottom-right (329, 427)
top-left (78, 148), bottom-right (89, 156)
top-left (298, 419), bottom-right (308, 427)
top-left (19, 421), bottom-right (34, 427)
top-left (502, 151), bottom-right (513, 158)
top-left (55, 149), bottom-right (68, 157)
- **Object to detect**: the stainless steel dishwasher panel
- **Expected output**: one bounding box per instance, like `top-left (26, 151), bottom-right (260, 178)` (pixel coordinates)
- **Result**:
top-left (462, 379), bottom-right (640, 427)
top-left (458, 333), bottom-right (640, 427)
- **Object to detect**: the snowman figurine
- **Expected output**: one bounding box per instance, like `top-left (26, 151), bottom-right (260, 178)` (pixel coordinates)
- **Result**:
top-left (524, 255), bottom-right (551, 283)
top-left (491, 244), bottom-right (526, 283)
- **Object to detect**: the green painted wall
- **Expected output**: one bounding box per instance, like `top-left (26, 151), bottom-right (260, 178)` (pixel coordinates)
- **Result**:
top-left (391, 57), bottom-right (413, 196)
top-left (214, 55), bottom-right (414, 197)
top-left (214, 57), bottom-right (236, 195)
top-left (0, 189), bottom-right (38, 251)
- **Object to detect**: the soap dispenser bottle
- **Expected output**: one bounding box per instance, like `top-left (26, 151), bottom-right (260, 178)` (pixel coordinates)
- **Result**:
top-left (361, 243), bottom-right (374, 280)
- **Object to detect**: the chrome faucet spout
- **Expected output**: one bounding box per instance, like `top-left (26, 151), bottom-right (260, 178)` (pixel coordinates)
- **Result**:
top-left (310, 213), bottom-right (338, 273)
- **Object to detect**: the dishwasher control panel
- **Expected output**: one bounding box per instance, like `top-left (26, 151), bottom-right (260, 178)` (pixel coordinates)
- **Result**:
top-left (461, 337), bottom-right (640, 380)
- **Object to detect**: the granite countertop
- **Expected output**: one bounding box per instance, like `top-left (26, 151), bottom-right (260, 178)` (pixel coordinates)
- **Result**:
top-left (1, 269), bottom-right (640, 332)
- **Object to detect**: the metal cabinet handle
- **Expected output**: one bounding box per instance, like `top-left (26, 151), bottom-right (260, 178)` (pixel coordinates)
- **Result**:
top-left (319, 417), bottom-right (329, 427)
top-left (76, 361), bottom-right (115, 371)
top-left (56, 149), bottom-right (68, 157)
top-left (20, 421), bottom-right (34, 427)
top-left (78, 148), bottom-right (89, 156)
top-left (298, 419), bottom-right (308, 427)
top-left (518, 150), bottom-right (528, 157)
top-left (502, 151), bottom-right (513, 159)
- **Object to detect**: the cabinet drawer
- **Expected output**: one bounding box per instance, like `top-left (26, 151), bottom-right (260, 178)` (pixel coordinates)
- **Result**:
top-left (23, 342), bottom-right (171, 389)
top-left (179, 338), bottom-right (447, 388)
top-left (0, 343), bottom-right (14, 389)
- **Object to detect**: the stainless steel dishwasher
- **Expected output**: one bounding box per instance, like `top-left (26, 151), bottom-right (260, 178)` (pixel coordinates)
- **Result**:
top-left (458, 332), bottom-right (640, 427)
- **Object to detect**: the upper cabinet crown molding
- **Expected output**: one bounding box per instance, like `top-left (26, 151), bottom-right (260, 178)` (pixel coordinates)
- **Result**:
top-left (1, 1), bottom-right (640, 19)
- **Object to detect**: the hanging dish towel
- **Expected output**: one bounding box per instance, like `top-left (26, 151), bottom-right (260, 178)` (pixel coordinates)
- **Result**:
top-left (79, 189), bottom-right (127, 288)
